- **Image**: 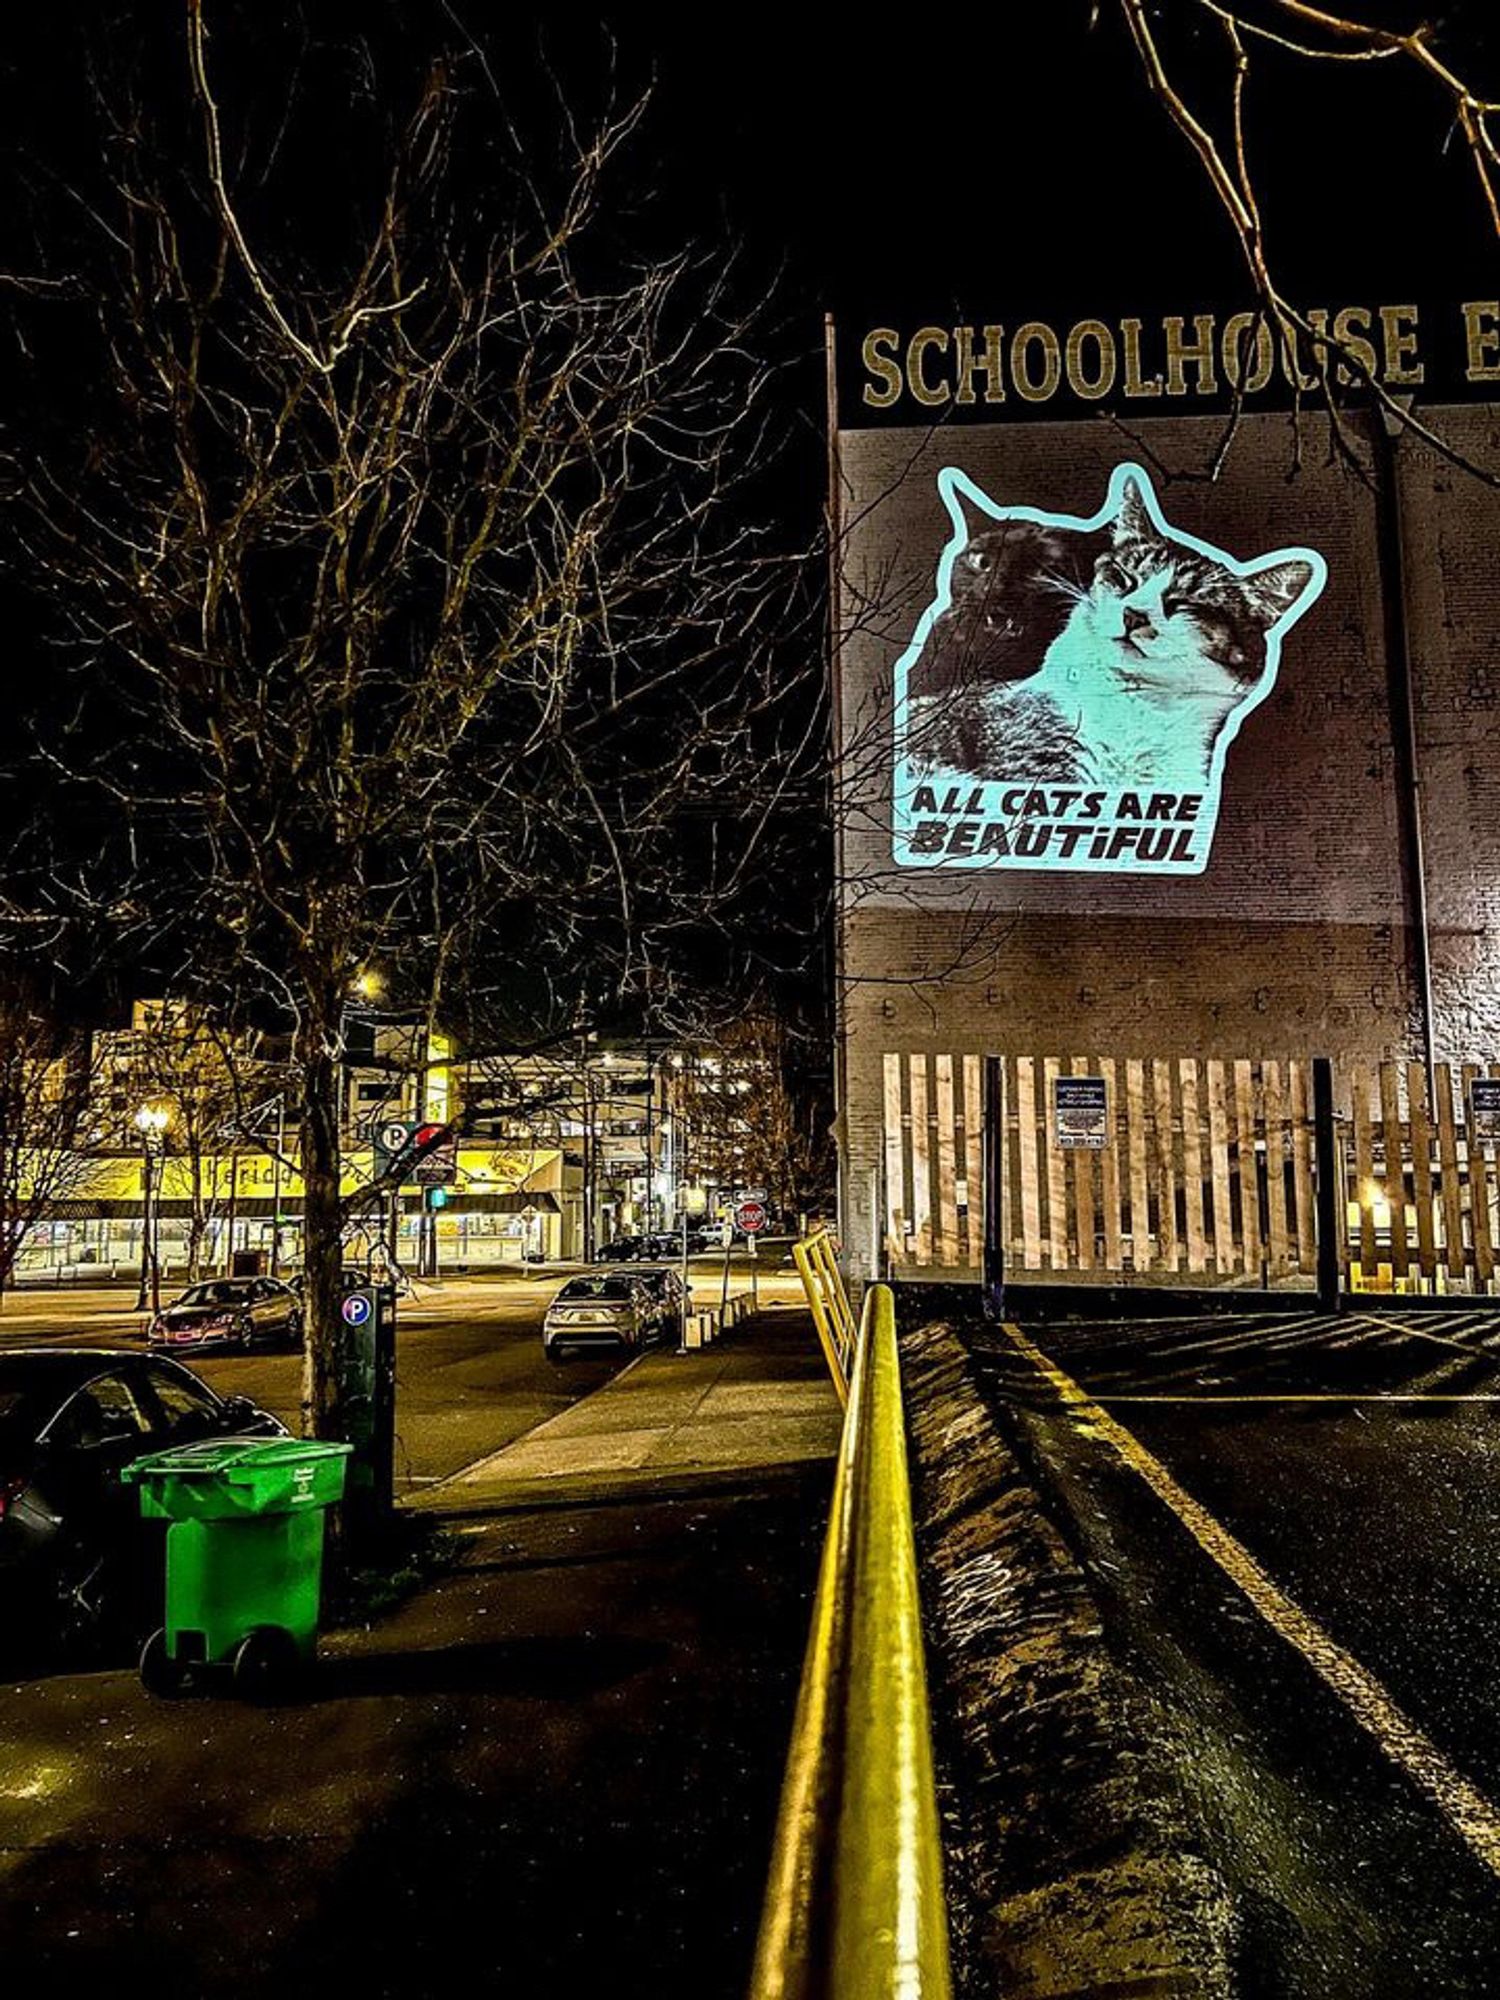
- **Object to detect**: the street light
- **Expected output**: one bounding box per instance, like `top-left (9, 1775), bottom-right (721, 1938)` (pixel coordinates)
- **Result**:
top-left (133, 1103), bottom-right (171, 1315)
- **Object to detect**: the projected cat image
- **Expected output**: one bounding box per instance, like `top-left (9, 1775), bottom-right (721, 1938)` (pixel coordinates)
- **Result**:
top-left (892, 462), bottom-right (1326, 874)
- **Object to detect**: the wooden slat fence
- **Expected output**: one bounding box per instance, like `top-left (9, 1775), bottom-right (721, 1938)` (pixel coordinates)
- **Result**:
top-left (882, 1053), bottom-right (1319, 1283)
top-left (1341, 1061), bottom-right (1500, 1294)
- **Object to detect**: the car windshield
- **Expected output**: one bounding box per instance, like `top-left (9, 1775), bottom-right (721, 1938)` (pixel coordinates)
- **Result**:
top-left (176, 1282), bottom-right (252, 1307)
top-left (558, 1277), bottom-right (632, 1301)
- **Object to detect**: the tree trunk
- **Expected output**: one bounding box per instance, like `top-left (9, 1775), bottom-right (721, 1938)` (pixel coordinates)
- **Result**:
top-left (298, 1004), bottom-right (344, 1441)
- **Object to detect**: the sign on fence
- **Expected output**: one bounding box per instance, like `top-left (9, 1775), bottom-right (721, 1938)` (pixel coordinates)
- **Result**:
top-left (1471, 1077), bottom-right (1500, 1145)
top-left (1054, 1076), bottom-right (1109, 1151)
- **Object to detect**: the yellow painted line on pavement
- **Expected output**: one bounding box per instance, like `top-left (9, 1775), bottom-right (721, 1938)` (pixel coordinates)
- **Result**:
top-left (1003, 1320), bottom-right (1500, 1881)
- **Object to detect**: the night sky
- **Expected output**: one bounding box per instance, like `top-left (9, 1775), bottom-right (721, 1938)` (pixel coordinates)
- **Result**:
top-left (1, 2), bottom-right (1496, 1026)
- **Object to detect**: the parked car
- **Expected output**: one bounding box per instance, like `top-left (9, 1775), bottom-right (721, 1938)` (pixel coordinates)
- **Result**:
top-left (596, 1235), bottom-right (643, 1262)
top-left (632, 1266), bottom-right (689, 1341)
top-left (148, 1276), bottom-right (303, 1353)
top-left (0, 1349), bottom-right (285, 1654)
top-left (542, 1274), bottom-right (650, 1359)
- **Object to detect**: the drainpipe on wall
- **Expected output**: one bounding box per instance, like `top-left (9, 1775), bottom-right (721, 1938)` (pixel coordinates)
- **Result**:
top-left (1371, 404), bottom-right (1439, 1115)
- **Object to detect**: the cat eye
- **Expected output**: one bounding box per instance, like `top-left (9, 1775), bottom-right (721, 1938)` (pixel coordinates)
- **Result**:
top-left (966, 549), bottom-right (991, 573)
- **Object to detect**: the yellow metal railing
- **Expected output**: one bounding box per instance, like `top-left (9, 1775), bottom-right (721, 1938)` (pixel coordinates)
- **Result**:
top-left (749, 1282), bottom-right (953, 2000)
top-left (793, 1229), bottom-right (857, 1406)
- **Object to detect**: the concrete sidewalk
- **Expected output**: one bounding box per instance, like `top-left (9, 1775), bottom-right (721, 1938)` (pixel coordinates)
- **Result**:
top-left (0, 1310), bottom-right (841, 2000)
top-left (413, 1305), bottom-right (844, 1512)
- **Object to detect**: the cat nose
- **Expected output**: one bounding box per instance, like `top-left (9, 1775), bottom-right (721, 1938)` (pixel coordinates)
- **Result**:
top-left (1123, 607), bottom-right (1153, 638)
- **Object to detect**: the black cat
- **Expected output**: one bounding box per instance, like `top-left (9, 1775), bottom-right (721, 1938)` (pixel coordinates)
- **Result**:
top-left (906, 516), bottom-right (1108, 702)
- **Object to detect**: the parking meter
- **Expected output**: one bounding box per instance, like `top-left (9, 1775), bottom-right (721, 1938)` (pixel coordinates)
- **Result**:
top-left (338, 1285), bottom-right (396, 1533)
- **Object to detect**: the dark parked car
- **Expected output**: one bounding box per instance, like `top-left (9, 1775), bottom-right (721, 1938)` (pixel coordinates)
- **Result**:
top-left (0, 1349), bottom-right (285, 1654)
top-left (148, 1276), bottom-right (303, 1353)
top-left (597, 1232), bottom-right (686, 1263)
top-left (631, 1266), bottom-right (689, 1342)
top-left (596, 1235), bottom-right (642, 1262)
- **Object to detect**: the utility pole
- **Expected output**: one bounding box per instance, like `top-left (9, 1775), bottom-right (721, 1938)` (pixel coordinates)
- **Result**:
top-left (270, 1095), bottom-right (285, 1277)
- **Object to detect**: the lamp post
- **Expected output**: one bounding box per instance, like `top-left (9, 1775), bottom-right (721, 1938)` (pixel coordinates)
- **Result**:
top-left (133, 1104), bottom-right (170, 1315)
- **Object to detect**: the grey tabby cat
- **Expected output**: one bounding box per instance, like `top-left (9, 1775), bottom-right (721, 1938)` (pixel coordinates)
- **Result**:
top-left (904, 473), bottom-right (1317, 790)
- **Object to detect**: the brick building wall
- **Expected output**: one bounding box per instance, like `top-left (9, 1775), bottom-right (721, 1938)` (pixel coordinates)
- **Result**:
top-left (834, 408), bottom-right (1500, 1283)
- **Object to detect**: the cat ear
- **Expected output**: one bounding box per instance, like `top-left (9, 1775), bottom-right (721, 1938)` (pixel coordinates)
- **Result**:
top-left (1248, 558), bottom-right (1316, 625)
top-left (1111, 472), bottom-right (1156, 542)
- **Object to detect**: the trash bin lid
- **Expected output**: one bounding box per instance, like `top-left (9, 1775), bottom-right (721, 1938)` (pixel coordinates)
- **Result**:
top-left (124, 1437), bottom-right (352, 1482)
top-left (125, 1437), bottom-right (353, 1519)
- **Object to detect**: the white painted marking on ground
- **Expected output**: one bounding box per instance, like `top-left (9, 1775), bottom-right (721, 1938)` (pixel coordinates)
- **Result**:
top-left (1004, 1320), bottom-right (1500, 1881)
top-left (1098, 1393), bottom-right (1500, 1404)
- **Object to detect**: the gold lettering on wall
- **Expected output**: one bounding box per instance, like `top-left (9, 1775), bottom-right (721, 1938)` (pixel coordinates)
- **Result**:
top-left (1331, 305), bottom-right (1379, 384)
top-left (906, 327), bottom-right (951, 407)
top-left (861, 328), bottom-right (903, 408)
top-left (1120, 319), bottom-right (1162, 398)
top-left (1220, 312), bottom-right (1274, 393)
top-left (1380, 304), bottom-right (1424, 386)
top-left (1463, 301), bottom-right (1500, 382)
top-left (1010, 323), bottom-right (1061, 401)
top-left (954, 324), bottom-right (1006, 405)
top-left (847, 302), bottom-right (1495, 414)
top-left (1064, 320), bottom-right (1117, 400)
top-left (1163, 314), bottom-right (1217, 396)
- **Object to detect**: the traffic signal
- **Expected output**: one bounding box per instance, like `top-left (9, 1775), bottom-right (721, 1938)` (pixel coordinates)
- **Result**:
top-left (426, 1186), bottom-right (449, 1211)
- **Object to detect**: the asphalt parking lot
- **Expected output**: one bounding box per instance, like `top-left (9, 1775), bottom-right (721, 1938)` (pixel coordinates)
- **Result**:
top-left (976, 1303), bottom-right (1500, 1998)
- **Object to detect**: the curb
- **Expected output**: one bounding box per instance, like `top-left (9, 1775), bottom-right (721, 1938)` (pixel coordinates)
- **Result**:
top-left (404, 1453), bottom-right (836, 1519)
top-left (900, 1316), bottom-right (1235, 1998)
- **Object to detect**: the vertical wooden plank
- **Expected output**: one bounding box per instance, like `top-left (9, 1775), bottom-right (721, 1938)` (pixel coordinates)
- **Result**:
top-left (1180, 1058), bottom-right (1208, 1273)
top-left (1436, 1062), bottom-right (1465, 1283)
top-left (1407, 1060), bottom-right (1437, 1282)
top-left (1098, 1057), bottom-right (1122, 1272)
top-left (1378, 1062), bottom-right (1409, 1282)
top-left (1206, 1060), bottom-right (1235, 1275)
top-left (1288, 1061), bottom-right (1316, 1277)
top-left (1002, 1054), bottom-right (1024, 1269)
top-left (1349, 1064), bottom-right (1378, 1281)
top-left (962, 1054), bottom-right (984, 1271)
top-left (1262, 1061), bottom-right (1289, 1278)
top-left (1463, 1064), bottom-right (1495, 1286)
top-left (909, 1055), bottom-right (933, 1268)
top-left (1070, 1055), bottom-right (1095, 1272)
top-left (1234, 1059), bottom-right (1262, 1279)
top-left (1043, 1057), bottom-right (1068, 1270)
top-left (882, 1053), bottom-right (906, 1268)
top-left (933, 1055), bottom-right (958, 1267)
top-left (1017, 1055), bottom-right (1042, 1271)
top-left (1126, 1059), bottom-right (1150, 1272)
top-left (1152, 1058), bottom-right (1180, 1274)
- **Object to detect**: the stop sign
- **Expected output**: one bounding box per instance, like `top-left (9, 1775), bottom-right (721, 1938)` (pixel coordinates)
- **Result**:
top-left (735, 1198), bottom-right (767, 1235)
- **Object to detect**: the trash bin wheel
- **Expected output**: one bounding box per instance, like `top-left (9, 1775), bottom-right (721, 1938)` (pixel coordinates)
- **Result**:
top-left (139, 1627), bottom-right (190, 1698)
top-left (232, 1625), bottom-right (301, 1702)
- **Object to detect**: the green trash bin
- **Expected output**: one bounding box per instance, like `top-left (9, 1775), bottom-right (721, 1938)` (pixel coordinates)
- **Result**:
top-left (124, 1437), bottom-right (353, 1698)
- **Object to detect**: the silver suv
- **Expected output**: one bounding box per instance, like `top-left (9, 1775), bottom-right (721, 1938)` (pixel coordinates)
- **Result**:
top-left (542, 1274), bottom-right (649, 1360)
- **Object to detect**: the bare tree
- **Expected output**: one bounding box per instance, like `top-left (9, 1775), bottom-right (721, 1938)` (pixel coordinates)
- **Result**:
top-left (2, 9), bottom-right (818, 1437)
top-left (677, 1010), bottom-right (835, 1222)
top-left (0, 1000), bottom-right (107, 1294)
top-left (121, 1002), bottom-right (287, 1280)
top-left (1109, 0), bottom-right (1500, 478)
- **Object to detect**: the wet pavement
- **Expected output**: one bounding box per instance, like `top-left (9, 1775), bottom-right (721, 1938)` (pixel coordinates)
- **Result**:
top-left (972, 1305), bottom-right (1500, 1997)
top-left (0, 1309), bottom-right (837, 1999)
